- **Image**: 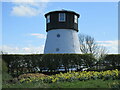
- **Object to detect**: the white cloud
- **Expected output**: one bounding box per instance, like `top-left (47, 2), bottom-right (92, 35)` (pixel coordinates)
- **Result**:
top-left (11, 5), bottom-right (40, 16)
top-left (97, 40), bottom-right (118, 54)
top-left (11, 0), bottom-right (49, 16)
top-left (0, 40), bottom-right (119, 54)
top-left (1, 45), bottom-right (44, 54)
top-left (30, 33), bottom-right (46, 39)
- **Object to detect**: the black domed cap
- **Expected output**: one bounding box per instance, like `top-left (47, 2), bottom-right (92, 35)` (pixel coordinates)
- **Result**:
top-left (45, 9), bottom-right (80, 18)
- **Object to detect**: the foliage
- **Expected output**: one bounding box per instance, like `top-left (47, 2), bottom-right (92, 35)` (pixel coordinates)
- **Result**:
top-left (2, 54), bottom-right (95, 76)
top-left (103, 54), bottom-right (120, 69)
top-left (2, 59), bottom-right (13, 84)
top-left (2, 69), bottom-right (120, 88)
top-left (2, 60), bottom-right (8, 73)
top-left (2, 54), bottom-right (120, 77)
top-left (18, 73), bottom-right (48, 80)
top-left (19, 69), bottom-right (120, 84)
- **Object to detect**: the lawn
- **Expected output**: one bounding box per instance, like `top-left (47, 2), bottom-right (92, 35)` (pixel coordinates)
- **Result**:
top-left (2, 79), bottom-right (119, 88)
top-left (2, 69), bottom-right (120, 89)
top-left (48, 79), bottom-right (119, 88)
top-left (0, 74), bottom-right (2, 89)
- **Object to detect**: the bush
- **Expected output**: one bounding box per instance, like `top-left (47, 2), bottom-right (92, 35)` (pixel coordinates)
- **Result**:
top-left (2, 60), bottom-right (13, 82)
top-left (2, 54), bottom-right (96, 76)
top-left (104, 54), bottom-right (120, 70)
top-left (2, 60), bottom-right (8, 73)
top-left (18, 73), bottom-right (48, 80)
top-left (18, 69), bottom-right (120, 84)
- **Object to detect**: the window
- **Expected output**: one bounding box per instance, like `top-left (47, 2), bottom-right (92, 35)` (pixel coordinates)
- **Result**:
top-left (57, 34), bottom-right (60, 38)
top-left (56, 48), bottom-right (60, 51)
top-left (59, 13), bottom-right (65, 22)
top-left (74, 15), bottom-right (78, 23)
top-left (47, 15), bottom-right (50, 23)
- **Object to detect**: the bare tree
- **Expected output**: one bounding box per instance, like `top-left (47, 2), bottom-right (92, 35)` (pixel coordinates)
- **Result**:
top-left (0, 51), bottom-right (8, 55)
top-left (79, 34), bottom-right (108, 60)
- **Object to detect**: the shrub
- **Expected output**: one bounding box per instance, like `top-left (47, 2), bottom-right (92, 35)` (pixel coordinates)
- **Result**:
top-left (18, 69), bottom-right (120, 84)
top-left (2, 54), bottom-right (96, 76)
top-left (2, 60), bottom-right (8, 73)
top-left (2, 60), bottom-right (13, 83)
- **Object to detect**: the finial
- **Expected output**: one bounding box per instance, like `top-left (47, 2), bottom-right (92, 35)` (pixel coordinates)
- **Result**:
top-left (61, 9), bottom-right (65, 11)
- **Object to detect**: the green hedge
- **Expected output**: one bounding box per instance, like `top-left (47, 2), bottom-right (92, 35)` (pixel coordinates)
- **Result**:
top-left (2, 54), bottom-right (95, 76)
top-left (104, 54), bottom-right (120, 69)
top-left (2, 54), bottom-right (120, 77)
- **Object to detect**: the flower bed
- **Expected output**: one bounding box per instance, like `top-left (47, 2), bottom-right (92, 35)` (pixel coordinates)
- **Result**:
top-left (19, 69), bottom-right (120, 83)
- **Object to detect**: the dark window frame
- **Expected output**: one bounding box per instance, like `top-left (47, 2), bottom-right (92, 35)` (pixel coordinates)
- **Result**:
top-left (59, 13), bottom-right (66, 22)
top-left (47, 15), bottom-right (50, 23)
top-left (74, 15), bottom-right (78, 23)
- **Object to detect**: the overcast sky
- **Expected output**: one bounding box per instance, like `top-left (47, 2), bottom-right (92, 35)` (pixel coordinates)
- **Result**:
top-left (1, 1), bottom-right (119, 54)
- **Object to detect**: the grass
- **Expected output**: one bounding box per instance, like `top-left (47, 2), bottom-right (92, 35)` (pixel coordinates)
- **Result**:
top-left (48, 79), bottom-right (118, 88)
top-left (0, 74), bottom-right (2, 89)
top-left (2, 72), bottom-right (13, 82)
top-left (0, 58), bottom-right (2, 89)
top-left (2, 79), bottom-right (119, 88)
top-left (3, 81), bottom-right (49, 88)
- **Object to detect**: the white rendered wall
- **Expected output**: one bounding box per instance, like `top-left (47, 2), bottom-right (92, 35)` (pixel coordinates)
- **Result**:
top-left (44, 29), bottom-right (81, 54)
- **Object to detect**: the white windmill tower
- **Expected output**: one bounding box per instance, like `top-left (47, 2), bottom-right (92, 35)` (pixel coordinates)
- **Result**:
top-left (44, 10), bottom-right (81, 54)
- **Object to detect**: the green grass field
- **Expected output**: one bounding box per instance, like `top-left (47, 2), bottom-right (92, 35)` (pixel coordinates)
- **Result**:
top-left (2, 79), bottom-right (119, 88)
top-left (0, 74), bottom-right (2, 89)
top-left (48, 79), bottom-right (119, 88)
top-left (0, 58), bottom-right (2, 89)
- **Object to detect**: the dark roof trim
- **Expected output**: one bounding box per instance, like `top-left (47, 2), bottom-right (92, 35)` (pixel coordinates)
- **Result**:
top-left (45, 10), bottom-right (80, 18)
top-left (46, 28), bottom-right (78, 32)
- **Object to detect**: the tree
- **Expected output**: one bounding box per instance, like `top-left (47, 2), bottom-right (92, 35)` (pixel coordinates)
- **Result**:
top-left (0, 51), bottom-right (8, 55)
top-left (79, 34), bottom-right (108, 61)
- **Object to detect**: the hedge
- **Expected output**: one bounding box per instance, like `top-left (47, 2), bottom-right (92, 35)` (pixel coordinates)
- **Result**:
top-left (103, 54), bottom-right (120, 69)
top-left (2, 54), bottom-right (120, 77)
top-left (2, 54), bottom-right (95, 76)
